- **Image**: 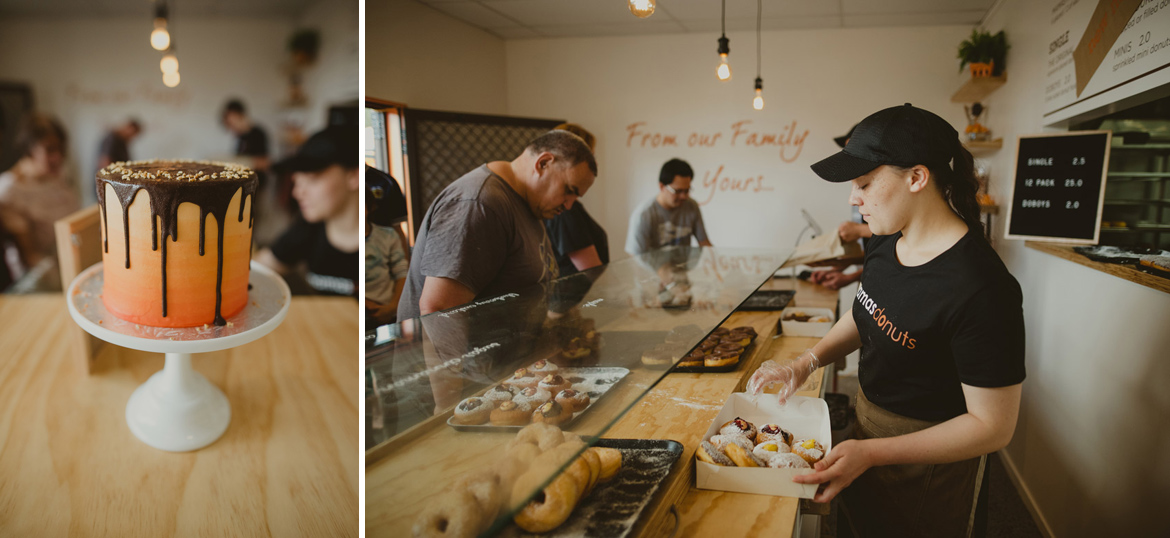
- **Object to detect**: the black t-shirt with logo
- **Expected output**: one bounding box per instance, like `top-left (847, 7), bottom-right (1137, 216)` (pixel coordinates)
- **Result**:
top-left (853, 229), bottom-right (1025, 421)
top-left (270, 218), bottom-right (358, 296)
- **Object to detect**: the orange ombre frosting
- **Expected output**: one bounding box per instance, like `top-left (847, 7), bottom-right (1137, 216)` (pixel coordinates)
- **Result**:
top-left (97, 160), bottom-right (257, 327)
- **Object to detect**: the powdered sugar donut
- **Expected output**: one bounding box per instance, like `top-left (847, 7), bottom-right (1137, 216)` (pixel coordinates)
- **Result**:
top-left (765, 452), bottom-right (811, 469)
top-left (792, 438), bottom-right (825, 466)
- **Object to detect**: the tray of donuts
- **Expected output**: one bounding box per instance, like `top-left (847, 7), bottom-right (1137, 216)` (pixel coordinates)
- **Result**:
top-left (448, 364), bottom-right (630, 432)
top-left (693, 393), bottom-right (832, 498)
top-left (669, 325), bottom-right (759, 373)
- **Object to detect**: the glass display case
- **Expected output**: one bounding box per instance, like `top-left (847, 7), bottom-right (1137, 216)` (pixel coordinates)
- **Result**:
top-left (365, 246), bottom-right (788, 537)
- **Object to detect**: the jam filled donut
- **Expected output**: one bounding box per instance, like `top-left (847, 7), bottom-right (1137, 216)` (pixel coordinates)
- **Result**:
top-left (452, 397), bottom-right (493, 425)
top-left (724, 441), bottom-right (767, 467)
top-left (538, 374), bottom-right (571, 396)
top-left (412, 488), bottom-right (484, 538)
top-left (505, 368), bottom-right (540, 390)
top-left (483, 384), bottom-right (516, 407)
top-left (513, 386), bottom-right (552, 408)
top-left (766, 452), bottom-right (811, 469)
top-left (554, 389), bottom-right (589, 413)
top-left (793, 438), bottom-right (825, 466)
top-left (696, 441), bottom-right (734, 466)
top-left (757, 423), bottom-right (795, 446)
top-left (529, 359), bottom-right (559, 376)
top-left (532, 400), bottom-right (572, 427)
top-left (718, 417), bottom-right (757, 443)
top-left (490, 400), bottom-right (533, 426)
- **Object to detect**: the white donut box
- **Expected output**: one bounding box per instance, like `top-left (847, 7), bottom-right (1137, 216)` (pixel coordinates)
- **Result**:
top-left (779, 307), bottom-right (836, 337)
top-left (694, 393), bottom-right (832, 499)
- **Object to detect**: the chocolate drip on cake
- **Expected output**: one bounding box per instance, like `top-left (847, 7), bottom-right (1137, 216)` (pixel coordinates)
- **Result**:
top-left (97, 160), bottom-right (257, 325)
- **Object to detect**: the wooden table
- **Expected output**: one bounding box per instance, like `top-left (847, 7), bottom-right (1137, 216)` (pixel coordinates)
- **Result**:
top-left (0, 294), bottom-right (359, 537)
top-left (610, 276), bottom-right (841, 538)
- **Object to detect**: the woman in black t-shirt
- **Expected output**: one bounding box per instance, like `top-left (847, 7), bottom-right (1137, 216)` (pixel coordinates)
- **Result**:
top-left (748, 104), bottom-right (1025, 537)
top-left (545, 123), bottom-right (609, 275)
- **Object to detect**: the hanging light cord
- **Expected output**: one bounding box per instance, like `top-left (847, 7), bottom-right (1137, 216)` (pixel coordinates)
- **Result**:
top-left (721, 0), bottom-right (726, 37)
top-left (756, 0), bottom-right (762, 77)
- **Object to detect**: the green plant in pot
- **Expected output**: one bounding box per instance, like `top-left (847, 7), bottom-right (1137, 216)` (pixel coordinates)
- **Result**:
top-left (958, 29), bottom-right (1008, 77)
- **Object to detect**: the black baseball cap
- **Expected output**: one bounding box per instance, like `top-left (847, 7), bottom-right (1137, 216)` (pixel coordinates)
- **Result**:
top-left (274, 125), bottom-right (357, 173)
top-left (812, 103), bottom-right (959, 183)
top-left (366, 165), bottom-right (407, 226)
top-left (833, 124), bottom-right (857, 148)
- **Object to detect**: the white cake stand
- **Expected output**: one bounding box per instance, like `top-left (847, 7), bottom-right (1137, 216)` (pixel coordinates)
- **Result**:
top-left (66, 261), bottom-right (290, 452)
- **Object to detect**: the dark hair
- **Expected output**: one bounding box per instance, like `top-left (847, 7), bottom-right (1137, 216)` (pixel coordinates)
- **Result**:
top-left (526, 130), bottom-right (597, 175)
top-left (222, 99), bottom-right (246, 118)
top-left (552, 123), bottom-right (596, 152)
top-left (898, 144), bottom-right (982, 232)
top-left (659, 158), bottom-right (693, 185)
top-left (15, 113), bottom-right (67, 157)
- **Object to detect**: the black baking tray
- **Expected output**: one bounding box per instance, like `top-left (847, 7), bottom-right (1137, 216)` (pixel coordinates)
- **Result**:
top-left (669, 341), bottom-right (754, 374)
top-left (496, 438), bottom-right (685, 538)
top-left (736, 289), bottom-right (796, 311)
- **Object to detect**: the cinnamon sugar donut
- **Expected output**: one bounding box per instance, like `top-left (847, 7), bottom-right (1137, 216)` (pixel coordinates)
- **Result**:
top-left (412, 488), bottom-right (484, 538)
top-left (724, 441), bottom-right (766, 467)
top-left (696, 441), bottom-right (734, 466)
top-left (452, 397), bottom-right (492, 425)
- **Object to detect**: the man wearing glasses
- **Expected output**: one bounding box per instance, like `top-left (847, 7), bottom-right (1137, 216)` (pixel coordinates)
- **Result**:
top-left (625, 158), bottom-right (713, 256)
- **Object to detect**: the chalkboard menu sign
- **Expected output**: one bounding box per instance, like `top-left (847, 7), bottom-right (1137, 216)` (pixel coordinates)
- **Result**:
top-left (1004, 131), bottom-right (1112, 244)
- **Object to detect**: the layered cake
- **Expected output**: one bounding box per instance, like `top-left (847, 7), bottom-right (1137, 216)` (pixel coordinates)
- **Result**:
top-left (97, 160), bottom-right (257, 327)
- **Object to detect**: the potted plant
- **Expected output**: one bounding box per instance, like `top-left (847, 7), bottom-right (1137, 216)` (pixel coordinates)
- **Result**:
top-left (958, 29), bottom-right (1008, 77)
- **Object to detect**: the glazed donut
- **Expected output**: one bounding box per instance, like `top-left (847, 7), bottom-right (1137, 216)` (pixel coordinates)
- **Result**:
top-left (708, 434), bottom-right (754, 454)
top-left (592, 447), bottom-right (623, 482)
top-left (555, 389), bottom-right (590, 413)
top-left (490, 400), bottom-right (533, 426)
top-left (724, 441), bottom-right (766, 467)
top-left (766, 452), bottom-right (811, 469)
top-left (483, 384), bottom-right (516, 407)
top-left (538, 374), bottom-right (571, 396)
top-left (792, 438), bottom-right (825, 466)
top-left (697, 340), bottom-right (718, 354)
top-left (710, 327), bottom-right (731, 338)
top-left (695, 441), bottom-right (734, 466)
top-left (512, 472), bottom-right (580, 533)
top-left (412, 488), bottom-right (484, 538)
top-left (731, 326), bottom-right (758, 339)
top-left (579, 449), bottom-right (602, 497)
top-left (562, 456), bottom-right (592, 497)
top-left (718, 417), bottom-right (757, 443)
top-left (452, 397), bottom-right (493, 425)
top-left (532, 400), bottom-right (572, 427)
top-left (505, 368), bottom-right (540, 390)
top-left (513, 386), bottom-right (553, 409)
top-left (678, 350), bottom-right (706, 368)
top-left (757, 423), bottom-right (794, 446)
top-left (722, 334), bottom-right (751, 346)
top-left (714, 342), bottom-right (744, 356)
top-left (529, 359), bottom-right (558, 375)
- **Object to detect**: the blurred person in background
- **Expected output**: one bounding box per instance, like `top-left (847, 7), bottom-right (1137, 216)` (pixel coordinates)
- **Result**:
top-left (544, 123), bottom-right (608, 276)
top-left (256, 125), bottom-right (359, 296)
top-left (365, 166), bottom-right (409, 326)
top-left (96, 118), bottom-right (141, 170)
top-left (221, 99), bottom-right (270, 174)
top-left (0, 113), bottom-right (80, 279)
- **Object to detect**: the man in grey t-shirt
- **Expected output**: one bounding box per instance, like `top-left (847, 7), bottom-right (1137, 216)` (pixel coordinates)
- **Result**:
top-left (625, 158), bottom-right (713, 255)
top-left (397, 130), bottom-right (597, 321)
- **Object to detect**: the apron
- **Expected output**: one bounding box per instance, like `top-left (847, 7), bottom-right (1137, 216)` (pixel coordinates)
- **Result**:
top-left (841, 387), bottom-right (986, 538)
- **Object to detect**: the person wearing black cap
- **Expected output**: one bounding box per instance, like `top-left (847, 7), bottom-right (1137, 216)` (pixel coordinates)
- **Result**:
top-left (256, 125), bottom-right (359, 296)
top-left (747, 104), bottom-right (1024, 537)
top-left (365, 166), bottom-right (409, 325)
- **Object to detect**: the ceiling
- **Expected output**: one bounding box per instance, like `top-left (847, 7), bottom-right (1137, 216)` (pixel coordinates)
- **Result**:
top-left (0, 0), bottom-right (317, 18)
top-left (415, 0), bottom-right (997, 39)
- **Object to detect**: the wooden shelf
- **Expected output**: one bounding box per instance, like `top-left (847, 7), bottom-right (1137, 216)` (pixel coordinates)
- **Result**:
top-left (951, 74), bottom-right (1007, 103)
top-left (1025, 241), bottom-right (1170, 294)
top-left (964, 138), bottom-right (1003, 153)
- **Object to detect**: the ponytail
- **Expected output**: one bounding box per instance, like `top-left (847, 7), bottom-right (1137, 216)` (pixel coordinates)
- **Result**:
top-left (932, 144), bottom-right (982, 233)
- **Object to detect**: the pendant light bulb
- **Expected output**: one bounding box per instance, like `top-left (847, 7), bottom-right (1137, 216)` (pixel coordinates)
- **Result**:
top-left (753, 77), bottom-right (764, 110)
top-left (160, 52), bottom-right (179, 74)
top-left (629, 0), bottom-right (655, 18)
top-left (716, 36), bottom-right (731, 81)
top-left (150, 22), bottom-right (170, 51)
top-left (163, 71), bottom-right (180, 88)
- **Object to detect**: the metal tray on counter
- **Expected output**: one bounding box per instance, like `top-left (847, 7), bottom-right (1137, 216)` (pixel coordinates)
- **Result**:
top-left (497, 438), bottom-right (685, 538)
top-left (447, 367), bottom-right (630, 432)
top-left (737, 289), bottom-right (796, 311)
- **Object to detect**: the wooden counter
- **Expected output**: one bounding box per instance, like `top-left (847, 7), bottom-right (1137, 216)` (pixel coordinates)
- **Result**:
top-left (0, 294), bottom-right (359, 537)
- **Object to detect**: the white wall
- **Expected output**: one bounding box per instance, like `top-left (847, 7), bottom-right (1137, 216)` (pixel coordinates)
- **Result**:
top-left (297, 1), bottom-right (361, 133)
top-left (978, 1), bottom-right (1170, 536)
top-left (505, 26), bottom-right (971, 258)
top-left (367, 0), bottom-right (507, 115)
top-left (0, 16), bottom-right (294, 206)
